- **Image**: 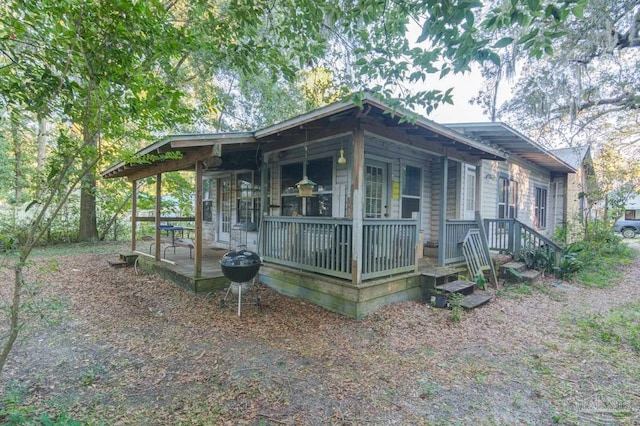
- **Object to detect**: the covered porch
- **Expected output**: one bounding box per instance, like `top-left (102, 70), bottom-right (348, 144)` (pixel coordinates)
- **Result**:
top-left (103, 94), bottom-right (509, 317)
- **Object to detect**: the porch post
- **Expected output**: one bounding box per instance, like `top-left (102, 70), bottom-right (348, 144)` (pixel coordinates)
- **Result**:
top-left (131, 180), bottom-right (137, 252)
top-left (154, 173), bottom-right (162, 261)
top-left (437, 156), bottom-right (448, 266)
top-left (351, 128), bottom-right (365, 285)
top-left (194, 161), bottom-right (203, 277)
top-left (259, 157), bottom-right (269, 254)
top-left (475, 163), bottom-right (483, 218)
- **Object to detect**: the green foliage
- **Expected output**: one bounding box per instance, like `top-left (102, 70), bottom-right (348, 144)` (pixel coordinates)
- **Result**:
top-left (521, 246), bottom-right (555, 274)
top-left (559, 219), bottom-right (634, 287)
top-left (474, 273), bottom-right (487, 290)
top-left (449, 293), bottom-right (464, 323)
top-left (0, 380), bottom-right (83, 425)
top-left (574, 304), bottom-right (640, 353)
top-left (556, 247), bottom-right (583, 280)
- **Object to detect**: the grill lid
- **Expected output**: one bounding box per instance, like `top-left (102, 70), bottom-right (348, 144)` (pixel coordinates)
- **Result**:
top-left (220, 249), bottom-right (261, 267)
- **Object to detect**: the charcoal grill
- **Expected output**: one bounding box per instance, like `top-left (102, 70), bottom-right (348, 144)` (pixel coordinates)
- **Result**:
top-left (219, 246), bottom-right (262, 316)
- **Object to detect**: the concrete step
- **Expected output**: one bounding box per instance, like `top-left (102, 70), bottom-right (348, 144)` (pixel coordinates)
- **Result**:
top-left (460, 292), bottom-right (492, 309)
top-left (520, 269), bottom-right (543, 284)
top-left (500, 261), bottom-right (527, 273)
top-left (435, 279), bottom-right (475, 296)
top-left (501, 266), bottom-right (543, 284)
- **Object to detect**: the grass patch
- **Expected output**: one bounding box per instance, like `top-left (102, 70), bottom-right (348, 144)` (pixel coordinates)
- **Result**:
top-left (573, 240), bottom-right (635, 288)
top-left (30, 241), bottom-right (129, 257)
top-left (574, 303), bottom-right (640, 352)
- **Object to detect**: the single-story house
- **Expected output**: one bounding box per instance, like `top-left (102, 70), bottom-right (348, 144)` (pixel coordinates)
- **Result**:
top-left (102, 94), bottom-right (577, 317)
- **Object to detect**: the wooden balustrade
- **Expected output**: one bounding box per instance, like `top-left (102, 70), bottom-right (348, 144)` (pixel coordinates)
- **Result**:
top-left (260, 216), bottom-right (418, 281)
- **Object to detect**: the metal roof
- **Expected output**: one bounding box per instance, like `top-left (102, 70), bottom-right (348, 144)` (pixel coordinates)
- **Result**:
top-left (446, 122), bottom-right (576, 173)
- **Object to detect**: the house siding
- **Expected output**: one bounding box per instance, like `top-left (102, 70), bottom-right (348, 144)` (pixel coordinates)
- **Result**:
top-left (479, 158), bottom-right (557, 237)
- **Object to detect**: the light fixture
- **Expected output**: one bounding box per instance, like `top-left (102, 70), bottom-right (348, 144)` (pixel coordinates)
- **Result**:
top-left (338, 147), bottom-right (347, 165)
top-left (297, 126), bottom-right (315, 197)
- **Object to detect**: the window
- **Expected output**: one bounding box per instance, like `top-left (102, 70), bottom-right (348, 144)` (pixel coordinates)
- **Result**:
top-left (401, 165), bottom-right (421, 218)
top-left (281, 157), bottom-right (333, 216)
top-left (365, 161), bottom-right (387, 218)
top-left (498, 176), bottom-right (518, 219)
top-left (237, 172), bottom-right (261, 231)
top-left (534, 186), bottom-right (548, 228)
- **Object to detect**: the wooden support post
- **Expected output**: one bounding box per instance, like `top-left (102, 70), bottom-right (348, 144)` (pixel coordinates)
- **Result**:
top-left (154, 173), bottom-right (162, 261)
top-left (195, 161), bottom-right (203, 277)
top-left (475, 163), bottom-right (483, 217)
top-left (131, 180), bottom-right (137, 252)
top-left (351, 128), bottom-right (365, 285)
top-left (259, 157), bottom-right (269, 254)
top-left (437, 156), bottom-right (448, 266)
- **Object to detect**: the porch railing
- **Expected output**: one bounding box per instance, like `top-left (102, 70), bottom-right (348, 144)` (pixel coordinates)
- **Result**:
top-left (444, 217), bottom-right (563, 267)
top-left (261, 217), bottom-right (353, 279)
top-left (483, 218), bottom-right (563, 264)
top-left (443, 220), bottom-right (478, 265)
top-left (362, 219), bottom-right (418, 280)
top-left (260, 216), bottom-right (418, 281)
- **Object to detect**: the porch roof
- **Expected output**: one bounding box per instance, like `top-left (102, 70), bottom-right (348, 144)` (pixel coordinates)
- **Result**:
top-left (101, 132), bottom-right (258, 181)
top-left (445, 122), bottom-right (576, 173)
top-left (256, 93), bottom-right (508, 161)
top-left (102, 94), bottom-right (511, 181)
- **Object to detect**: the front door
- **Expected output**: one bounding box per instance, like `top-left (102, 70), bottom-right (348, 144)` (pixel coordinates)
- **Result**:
top-left (218, 176), bottom-right (232, 243)
top-left (463, 166), bottom-right (477, 220)
top-left (365, 160), bottom-right (388, 218)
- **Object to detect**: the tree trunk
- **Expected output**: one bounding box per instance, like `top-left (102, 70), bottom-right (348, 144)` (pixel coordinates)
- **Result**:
top-left (37, 115), bottom-right (48, 172)
top-left (0, 261), bottom-right (24, 375)
top-left (79, 170), bottom-right (98, 241)
top-left (10, 108), bottom-right (22, 205)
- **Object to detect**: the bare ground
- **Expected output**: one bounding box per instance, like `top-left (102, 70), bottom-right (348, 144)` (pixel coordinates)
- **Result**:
top-left (1, 243), bottom-right (639, 425)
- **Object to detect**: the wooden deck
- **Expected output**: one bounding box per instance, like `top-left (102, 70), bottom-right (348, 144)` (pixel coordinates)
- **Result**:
top-left (129, 241), bottom-right (466, 317)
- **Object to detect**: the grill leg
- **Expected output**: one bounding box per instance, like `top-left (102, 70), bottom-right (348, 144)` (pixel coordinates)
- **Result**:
top-left (237, 284), bottom-right (242, 316)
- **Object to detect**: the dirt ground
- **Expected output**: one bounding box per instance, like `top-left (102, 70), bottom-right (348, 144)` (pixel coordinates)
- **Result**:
top-left (1, 242), bottom-right (639, 425)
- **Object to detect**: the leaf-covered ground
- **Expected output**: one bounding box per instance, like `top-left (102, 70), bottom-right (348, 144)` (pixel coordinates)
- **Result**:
top-left (1, 244), bottom-right (639, 425)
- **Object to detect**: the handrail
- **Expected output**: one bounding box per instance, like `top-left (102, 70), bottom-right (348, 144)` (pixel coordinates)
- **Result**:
top-left (514, 219), bottom-right (563, 252)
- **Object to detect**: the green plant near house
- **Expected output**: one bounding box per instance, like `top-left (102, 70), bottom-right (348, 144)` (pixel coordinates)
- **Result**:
top-left (475, 274), bottom-right (487, 290)
top-left (449, 293), bottom-right (464, 323)
top-left (556, 248), bottom-right (583, 280)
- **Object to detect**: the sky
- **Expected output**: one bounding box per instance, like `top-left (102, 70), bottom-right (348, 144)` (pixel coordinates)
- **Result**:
top-left (425, 70), bottom-right (490, 123)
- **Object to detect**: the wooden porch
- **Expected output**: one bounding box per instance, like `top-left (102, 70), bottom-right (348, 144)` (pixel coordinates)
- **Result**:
top-left (129, 232), bottom-right (463, 318)
top-left (128, 213), bottom-right (562, 317)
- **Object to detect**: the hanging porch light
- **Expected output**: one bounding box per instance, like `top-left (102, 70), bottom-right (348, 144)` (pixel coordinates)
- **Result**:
top-left (297, 126), bottom-right (315, 197)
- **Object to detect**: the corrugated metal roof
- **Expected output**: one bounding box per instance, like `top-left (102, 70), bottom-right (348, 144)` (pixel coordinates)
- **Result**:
top-left (446, 122), bottom-right (576, 173)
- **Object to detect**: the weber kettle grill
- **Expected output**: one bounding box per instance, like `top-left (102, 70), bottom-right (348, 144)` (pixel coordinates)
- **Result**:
top-left (219, 245), bottom-right (262, 316)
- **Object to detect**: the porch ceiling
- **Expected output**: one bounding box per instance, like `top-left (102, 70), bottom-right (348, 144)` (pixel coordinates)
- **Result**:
top-left (101, 133), bottom-right (258, 181)
top-left (446, 123), bottom-right (576, 173)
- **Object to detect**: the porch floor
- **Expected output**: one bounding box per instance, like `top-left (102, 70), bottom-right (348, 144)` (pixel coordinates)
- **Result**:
top-left (128, 240), bottom-right (458, 290)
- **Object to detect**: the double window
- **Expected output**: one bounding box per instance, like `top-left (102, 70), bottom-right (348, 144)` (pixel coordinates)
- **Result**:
top-left (281, 157), bottom-right (333, 216)
top-left (534, 186), bottom-right (548, 228)
top-left (237, 172), bottom-right (261, 230)
top-left (498, 176), bottom-right (518, 219)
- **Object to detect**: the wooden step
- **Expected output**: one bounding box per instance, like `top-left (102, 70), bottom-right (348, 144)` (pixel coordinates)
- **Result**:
top-left (460, 293), bottom-right (492, 309)
top-left (435, 280), bottom-right (475, 295)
